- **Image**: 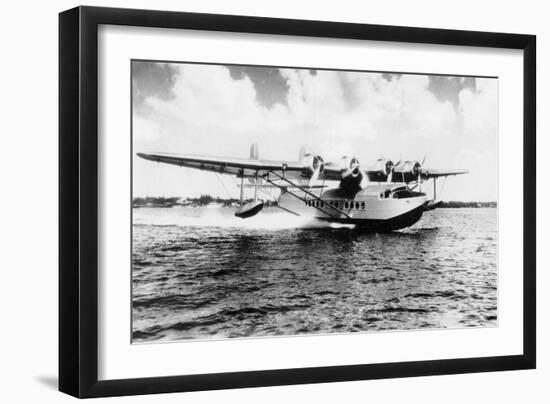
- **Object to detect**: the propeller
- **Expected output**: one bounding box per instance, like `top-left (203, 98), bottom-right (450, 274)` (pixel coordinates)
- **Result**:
top-left (360, 166), bottom-right (371, 188)
top-left (340, 156), bottom-right (361, 178)
top-left (309, 164), bottom-right (322, 187)
top-left (374, 156), bottom-right (397, 184)
top-left (418, 156), bottom-right (426, 191)
top-left (387, 159), bottom-right (400, 184)
top-left (308, 155), bottom-right (325, 187)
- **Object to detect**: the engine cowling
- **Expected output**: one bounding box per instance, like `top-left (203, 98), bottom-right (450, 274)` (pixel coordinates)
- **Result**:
top-left (370, 158), bottom-right (394, 181)
top-left (393, 160), bottom-right (422, 182)
top-left (339, 156), bottom-right (363, 195)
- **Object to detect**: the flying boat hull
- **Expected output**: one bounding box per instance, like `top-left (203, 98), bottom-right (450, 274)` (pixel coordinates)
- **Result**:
top-left (278, 186), bottom-right (427, 231)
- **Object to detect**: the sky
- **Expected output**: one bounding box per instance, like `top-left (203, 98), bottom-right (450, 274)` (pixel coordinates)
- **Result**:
top-left (132, 61), bottom-right (498, 202)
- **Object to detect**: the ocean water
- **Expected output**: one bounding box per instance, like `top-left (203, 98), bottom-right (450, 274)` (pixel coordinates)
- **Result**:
top-left (132, 207), bottom-right (497, 342)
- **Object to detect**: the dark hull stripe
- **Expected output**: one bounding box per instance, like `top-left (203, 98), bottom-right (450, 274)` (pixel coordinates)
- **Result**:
top-left (317, 204), bottom-right (425, 232)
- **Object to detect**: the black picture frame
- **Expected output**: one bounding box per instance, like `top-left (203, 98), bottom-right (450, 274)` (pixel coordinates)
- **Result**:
top-left (59, 6), bottom-right (536, 398)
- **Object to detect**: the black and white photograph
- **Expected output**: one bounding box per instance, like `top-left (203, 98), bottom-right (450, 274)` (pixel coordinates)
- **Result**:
top-left (131, 60), bottom-right (498, 343)
top-left (1, 0), bottom-right (544, 400)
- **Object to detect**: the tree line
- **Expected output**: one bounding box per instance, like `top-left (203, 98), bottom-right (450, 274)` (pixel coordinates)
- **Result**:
top-left (132, 195), bottom-right (279, 207)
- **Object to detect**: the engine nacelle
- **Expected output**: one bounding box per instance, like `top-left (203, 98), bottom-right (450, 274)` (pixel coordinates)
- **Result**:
top-left (301, 153), bottom-right (325, 178)
top-left (339, 156), bottom-right (363, 195)
top-left (369, 158), bottom-right (394, 181)
top-left (340, 156), bottom-right (361, 177)
top-left (393, 160), bottom-right (422, 182)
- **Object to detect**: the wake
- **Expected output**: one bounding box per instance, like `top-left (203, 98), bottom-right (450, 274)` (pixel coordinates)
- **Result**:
top-left (133, 207), bottom-right (355, 230)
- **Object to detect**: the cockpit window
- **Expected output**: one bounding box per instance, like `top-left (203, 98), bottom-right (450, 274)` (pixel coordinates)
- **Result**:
top-left (393, 189), bottom-right (415, 199)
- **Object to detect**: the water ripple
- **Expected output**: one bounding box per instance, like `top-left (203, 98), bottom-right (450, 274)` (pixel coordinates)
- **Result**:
top-left (132, 207), bottom-right (498, 342)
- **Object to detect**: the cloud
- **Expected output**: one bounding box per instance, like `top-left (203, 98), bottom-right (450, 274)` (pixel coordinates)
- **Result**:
top-left (428, 76), bottom-right (476, 107)
top-left (227, 66), bottom-right (289, 108)
top-left (133, 62), bottom-right (498, 201)
top-left (132, 62), bottom-right (178, 115)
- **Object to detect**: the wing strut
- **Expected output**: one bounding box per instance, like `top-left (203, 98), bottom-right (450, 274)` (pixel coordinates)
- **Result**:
top-left (254, 171), bottom-right (259, 201)
top-left (239, 171), bottom-right (244, 206)
top-left (235, 170), bottom-right (265, 218)
top-left (265, 171), bottom-right (351, 219)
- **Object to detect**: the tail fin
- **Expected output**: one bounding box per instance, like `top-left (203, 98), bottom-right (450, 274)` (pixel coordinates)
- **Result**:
top-left (249, 142), bottom-right (259, 160)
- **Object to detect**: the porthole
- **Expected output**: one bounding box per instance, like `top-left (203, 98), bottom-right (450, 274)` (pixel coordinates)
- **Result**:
top-left (344, 201), bottom-right (349, 209)
top-left (361, 202), bottom-right (366, 209)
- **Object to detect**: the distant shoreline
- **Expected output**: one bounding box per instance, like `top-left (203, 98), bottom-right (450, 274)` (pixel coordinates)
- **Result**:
top-left (132, 196), bottom-right (497, 209)
top-left (438, 201), bottom-right (497, 208)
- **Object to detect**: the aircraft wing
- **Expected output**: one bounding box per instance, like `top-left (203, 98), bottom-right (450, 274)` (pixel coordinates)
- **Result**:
top-left (137, 152), bottom-right (308, 179)
top-left (422, 168), bottom-right (469, 178)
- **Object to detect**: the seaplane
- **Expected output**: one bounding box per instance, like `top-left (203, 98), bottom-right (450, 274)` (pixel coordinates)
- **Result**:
top-left (137, 144), bottom-right (467, 232)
